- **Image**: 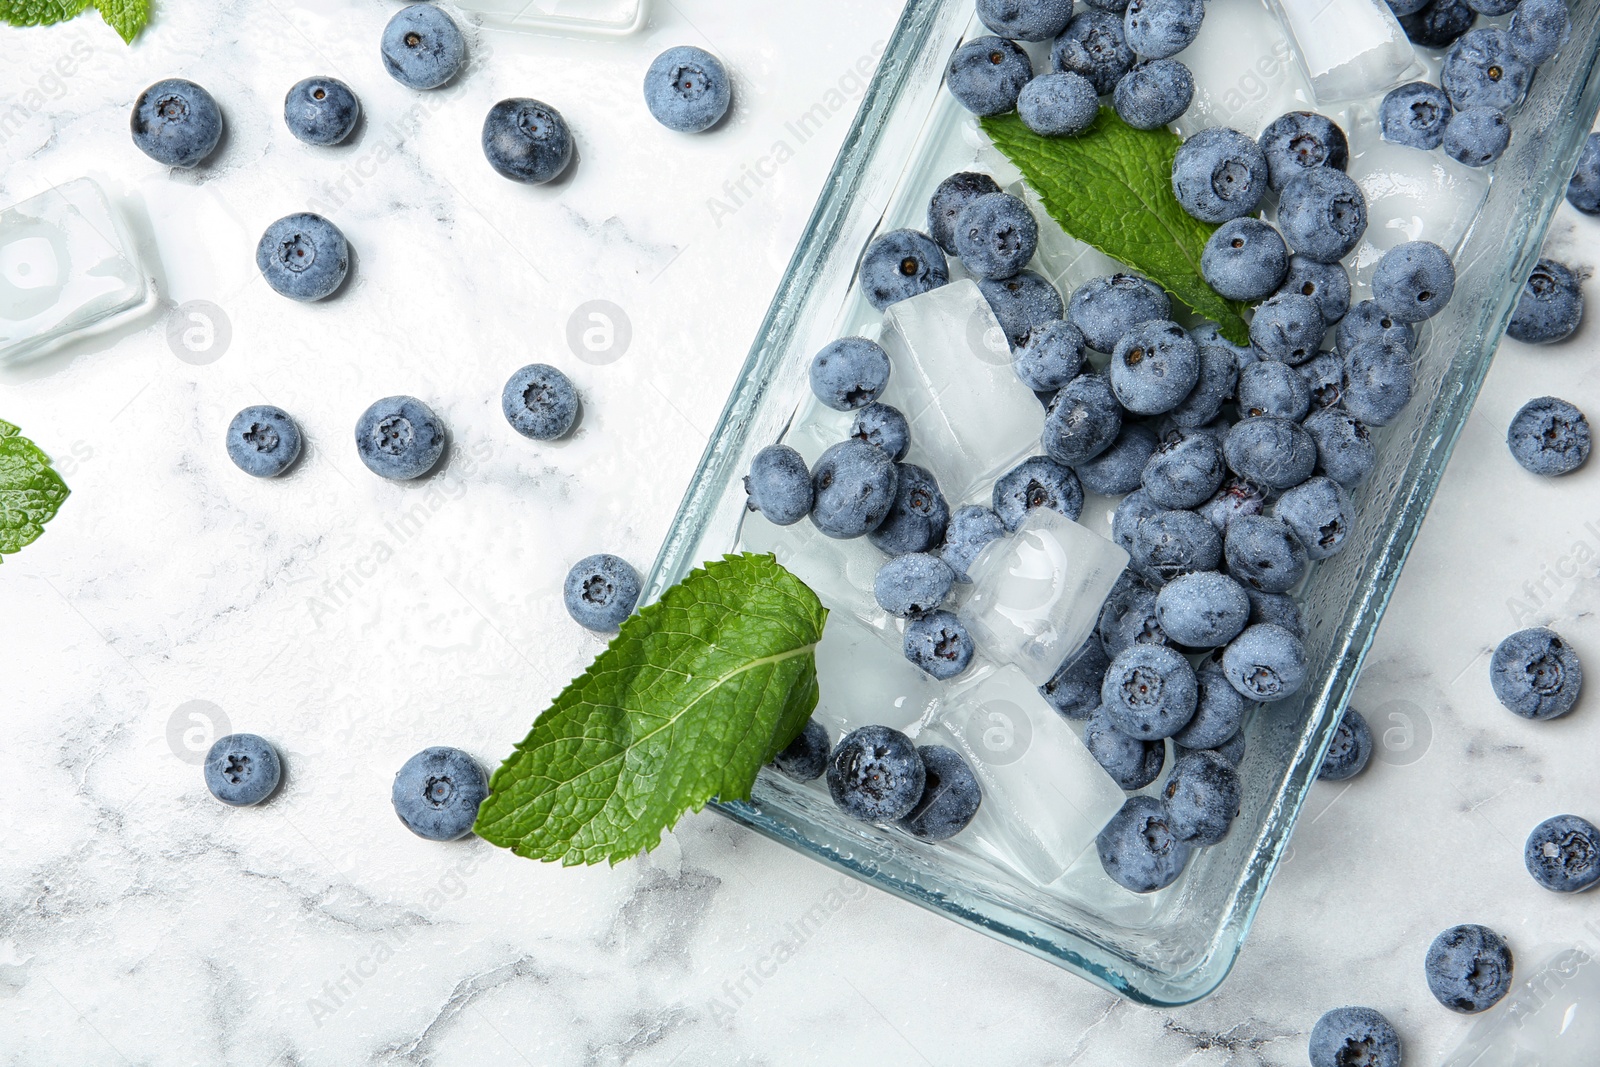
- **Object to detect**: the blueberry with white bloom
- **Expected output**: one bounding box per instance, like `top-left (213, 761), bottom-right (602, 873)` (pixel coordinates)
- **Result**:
top-left (1247, 588), bottom-right (1305, 639)
top-left (1299, 352), bottom-right (1344, 410)
top-left (1524, 814), bottom-right (1600, 893)
top-left (1098, 576), bottom-right (1167, 657)
top-left (1171, 660), bottom-right (1247, 749)
top-left (1317, 707), bottom-right (1374, 781)
top-left (1221, 622), bottom-right (1308, 701)
top-left (1309, 1008), bottom-right (1402, 1067)
top-left (1156, 570), bottom-right (1250, 648)
top-left (1441, 29), bottom-right (1532, 114)
top-left (391, 746), bottom-right (488, 840)
top-left (1111, 320), bottom-right (1200, 415)
top-left (955, 192), bottom-right (1039, 281)
top-left (482, 99), bottom-right (574, 184)
top-left (1379, 81), bottom-right (1453, 150)
top-left (1111, 488), bottom-right (1163, 554)
top-left (993, 455), bottom-right (1083, 530)
top-left (1570, 134), bottom-right (1600, 214)
top-left (1508, 259), bottom-right (1584, 344)
top-left (1043, 373), bottom-right (1124, 465)
top-left (256, 213), bottom-right (349, 302)
top-left (1018, 72), bottom-right (1100, 137)
top-left (1490, 626), bottom-right (1583, 719)
top-left (131, 78), bottom-right (223, 167)
top-left (859, 229), bottom-right (948, 310)
top-left (948, 36), bottom-right (1033, 116)
top-left (1084, 708), bottom-right (1167, 789)
top-left (1131, 508), bottom-right (1223, 582)
top-left (1425, 925), bottom-right (1514, 1014)
top-left (1249, 292), bottom-right (1325, 364)
top-left (827, 726), bottom-right (925, 821)
top-left (1509, 0), bottom-right (1571, 64)
top-left (1342, 341), bottom-right (1414, 427)
top-left (643, 46), bottom-right (732, 132)
top-left (941, 505), bottom-right (1007, 581)
top-left (204, 734), bottom-right (282, 806)
top-left (1123, 0), bottom-right (1205, 61)
top-left (1014, 320), bottom-right (1086, 392)
top-left (1201, 218), bottom-right (1289, 302)
top-left (869, 463), bottom-right (950, 555)
top-left (810, 337), bottom-right (891, 411)
top-left (226, 405), bottom-right (301, 478)
top-left (355, 395), bottom-right (445, 480)
top-left (1162, 749), bottom-right (1241, 845)
top-left (1041, 639), bottom-right (1113, 721)
top-left (1069, 273), bottom-right (1171, 352)
top-left (898, 745), bottom-right (982, 840)
top-left (927, 172), bottom-right (1002, 254)
top-left (980, 271), bottom-right (1063, 348)
top-left (849, 402), bottom-right (911, 462)
top-left (1275, 476), bottom-right (1351, 560)
top-left (1171, 126), bottom-right (1269, 223)
top-left (1141, 427), bottom-right (1226, 508)
top-left (283, 77), bottom-right (360, 146)
top-left (744, 444), bottom-right (813, 525)
top-left (771, 719), bottom-right (831, 783)
top-left (976, 0), bottom-right (1076, 40)
top-left (502, 364), bottom-right (579, 440)
top-left (1278, 255), bottom-right (1351, 325)
top-left (1113, 60), bottom-right (1195, 130)
top-left (874, 552), bottom-right (955, 618)
top-left (1097, 795), bottom-right (1192, 892)
top-left (1198, 476), bottom-right (1267, 532)
top-left (1277, 167), bottom-right (1367, 264)
top-left (1052, 11), bottom-right (1136, 95)
top-left (1338, 300), bottom-right (1416, 355)
top-left (1223, 416), bottom-right (1317, 490)
top-left (381, 4), bottom-right (467, 90)
top-left (1168, 331), bottom-right (1241, 428)
top-left (1076, 422), bottom-right (1160, 496)
top-left (1304, 408), bottom-right (1376, 488)
top-left (1443, 106), bottom-right (1511, 167)
top-left (1257, 111), bottom-right (1349, 192)
top-left (1237, 358), bottom-right (1311, 421)
top-left (811, 440), bottom-right (899, 538)
top-left (1371, 240), bottom-right (1455, 323)
top-left (904, 610), bottom-right (976, 679)
top-left (1101, 644), bottom-right (1199, 739)
top-left (564, 554), bottom-right (641, 631)
top-left (1400, 0), bottom-right (1477, 48)
top-left (1223, 515), bottom-right (1308, 593)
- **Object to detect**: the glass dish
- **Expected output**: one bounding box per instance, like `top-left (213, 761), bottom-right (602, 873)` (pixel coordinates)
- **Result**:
top-left (642, 0), bottom-right (1600, 1005)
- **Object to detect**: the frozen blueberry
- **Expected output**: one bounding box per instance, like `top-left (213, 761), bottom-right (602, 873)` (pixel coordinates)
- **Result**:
top-left (204, 733), bottom-right (282, 806)
top-left (811, 440), bottom-right (899, 538)
top-left (381, 4), bottom-right (467, 90)
top-left (1425, 925), bottom-right (1514, 1014)
top-left (977, 0), bottom-right (1076, 39)
top-left (1237, 360), bottom-right (1311, 421)
top-left (1099, 577), bottom-right (1167, 658)
top-left (1400, 0), bottom-right (1477, 49)
top-left (1172, 660), bottom-right (1247, 748)
top-left (1342, 341), bottom-right (1414, 428)
top-left (563, 553), bottom-right (641, 631)
top-left (131, 78), bottom-right (223, 168)
top-left (1507, 259), bottom-right (1584, 344)
top-left (1112, 488), bottom-right (1163, 555)
top-left (1171, 126), bottom-right (1269, 223)
top-left (1156, 571), bottom-right (1250, 648)
top-left (1524, 814), bottom-right (1600, 893)
top-left (1041, 638), bottom-right (1113, 720)
top-left (904, 610), bottom-right (976, 680)
top-left (1168, 332), bottom-right (1241, 429)
top-left (981, 272), bottom-right (1064, 348)
top-left (1276, 476), bottom-right (1351, 560)
top-left (1097, 795), bottom-right (1191, 892)
top-left (1570, 134), bottom-right (1600, 214)
top-left (1317, 706), bottom-right (1374, 780)
top-left (1309, 1007), bottom-right (1402, 1067)
top-left (928, 172), bottom-right (1003, 255)
top-left (1373, 241), bottom-right (1456, 324)
top-left (1014, 320), bottom-right (1086, 392)
top-left (955, 192), bottom-right (1039, 281)
top-left (1199, 476), bottom-right (1267, 532)
top-left (1222, 622), bottom-right (1308, 702)
top-left (1131, 508), bottom-right (1223, 582)
top-left (993, 455), bottom-right (1083, 531)
top-left (829, 726), bottom-right (927, 821)
top-left (1102, 644), bottom-right (1198, 739)
top-left (643, 46), bottom-right (732, 133)
top-left (1338, 300), bottom-right (1416, 355)
top-left (1442, 28), bottom-right (1531, 114)
top-left (810, 337), bottom-right (891, 411)
top-left (283, 77), bottom-right (360, 146)
top-left (1069, 273), bottom-right (1172, 352)
top-left (1258, 111), bottom-right (1350, 192)
top-left (1223, 416), bottom-right (1317, 490)
top-left (1379, 81), bottom-right (1453, 150)
top-left (502, 363), bottom-right (579, 440)
top-left (1247, 588), bottom-right (1305, 639)
top-left (744, 444), bottom-right (814, 525)
top-left (875, 552), bottom-right (955, 618)
top-left (1507, 396), bottom-right (1592, 477)
top-left (860, 229), bottom-right (949, 310)
top-left (1018, 72), bottom-right (1101, 137)
top-left (1123, 0), bottom-right (1204, 60)
top-left (1277, 167), bottom-right (1367, 264)
top-left (1490, 626), bottom-right (1583, 719)
top-left (1113, 59), bottom-right (1195, 129)
top-left (391, 746), bottom-right (487, 841)
top-left (1279, 256), bottom-right (1351, 326)
top-left (482, 99), bottom-right (573, 184)
top-left (849, 403), bottom-right (911, 461)
top-left (1249, 293), bottom-right (1325, 364)
top-left (1110, 320), bottom-right (1200, 415)
top-left (1052, 11), bottom-right (1136, 95)
top-left (1224, 515), bottom-right (1309, 593)
top-left (1141, 427), bottom-right (1226, 508)
top-left (898, 745), bottom-right (982, 840)
top-left (941, 505), bottom-right (1007, 581)
top-left (1299, 353), bottom-right (1345, 411)
top-left (1085, 707), bottom-right (1167, 789)
top-left (256, 213), bottom-right (349, 302)
top-left (1077, 422), bottom-right (1160, 495)
top-left (226, 405), bottom-right (301, 478)
top-left (1162, 749), bottom-right (1241, 845)
top-left (1304, 407), bottom-right (1376, 487)
top-left (1443, 106), bottom-right (1511, 167)
top-left (948, 36), bottom-right (1033, 116)
top-left (1508, 0), bottom-right (1570, 64)
top-left (870, 463), bottom-right (950, 555)
top-left (1202, 218), bottom-right (1289, 302)
top-left (771, 719), bottom-right (831, 783)
top-left (355, 395), bottom-right (445, 480)
top-left (1186, 727), bottom-right (1247, 768)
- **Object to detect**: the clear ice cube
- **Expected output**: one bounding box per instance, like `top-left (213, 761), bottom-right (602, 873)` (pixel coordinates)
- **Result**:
top-left (1268, 0), bottom-right (1418, 105)
top-left (1176, 0), bottom-right (1318, 139)
top-left (959, 508), bottom-right (1130, 686)
top-left (1344, 122), bottom-right (1490, 282)
top-left (813, 613), bottom-right (940, 738)
top-left (0, 179), bottom-right (153, 366)
top-left (739, 510), bottom-right (892, 638)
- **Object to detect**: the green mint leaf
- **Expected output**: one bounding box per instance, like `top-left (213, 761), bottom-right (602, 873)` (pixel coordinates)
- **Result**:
top-left (0, 422), bottom-right (71, 561)
top-left (93, 0), bottom-right (146, 42)
top-left (983, 108), bottom-right (1253, 346)
top-left (475, 553), bottom-right (827, 865)
top-left (0, 0), bottom-right (89, 27)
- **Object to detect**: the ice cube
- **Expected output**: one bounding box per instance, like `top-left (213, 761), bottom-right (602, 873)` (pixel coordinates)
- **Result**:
top-left (1344, 123), bottom-right (1489, 282)
top-left (877, 280), bottom-right (1045, 504)
top-left (959, 508), bottom-right (1130, 685)
top-left (1268, 0), bottom-right (1419, 105)
top-left (812, 613), bottom-right (940, 738)
top-left (739, 510), bottom-right (892, 636)
top-left (1007, 182), bottom-right (1124, 297)
top-left (0, 179), bottom-right (153, 366)
top-left (1176, 0), bottom-right (1318, 139)
top-left (1442, 946), bottom-right (1600, 1067)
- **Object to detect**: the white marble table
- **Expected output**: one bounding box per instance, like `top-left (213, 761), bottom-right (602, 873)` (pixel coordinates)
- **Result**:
top-left (3, 0), bottom-right (1598, 1062)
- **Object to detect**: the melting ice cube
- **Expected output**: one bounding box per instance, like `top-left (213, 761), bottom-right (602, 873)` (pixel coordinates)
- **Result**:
top-left (1345, 124), bottom-right (1489, 282)
top-left (1267, 0), bottom-right (1419, 105)
top-left (1176, 0), bottom-right (1319, 139)
top-left (740, 510), bottom-right (891, 637)
top-left (813, 613), bottom-right (940, 738)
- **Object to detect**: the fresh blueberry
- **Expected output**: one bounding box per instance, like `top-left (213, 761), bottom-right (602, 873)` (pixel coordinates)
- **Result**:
top-left (860, 229), bottom-right (949, 310)
top-left (131, 78), bottom-right (223, 168)
top-left (1317, 706), bottom-right (1374, 780)
top-left (1341, 341), bottom-right (1414, 427)
top-left (482, 99), bottom-right (573, 184)
top-left (811, 440), bottom-right (899, 538)
top-left (1278, 256), bottom-right (1351, 326)
top-left (941, 505), bottom-right (1007, 581)
top-left (1380, 81), bottom-right (1453, 150)
top-left (1277, 167), bottom-right (1367, 264)
top-left (1464, 0), bottom-right (1518, 15)
top-left (1113, 59), bottom-right (1195, 129)
top-left (810, 337), bottom-right (891, 411)
top-left (1570, 134), bottom-right (1600, 214)
top-left (898, 745), bottom-right (982, 840)
top-left (1085, 707), bottom-right (1167, 789)
top-left (502, 363), bottom-right (579, 440)
top-left (1490, 626), bottom-right (1583, 718)
top-left (1442, 28), bottom-right (1532, 113)
top-left (1168, 332), bottom-right (1241, 428)
top-left (1199, 476), bottom-right (1267, 532)
top-left (391, 746), bottom-right (487, 841)
top-left (1014, 320), bottom-right (1086, 392)
top-left (1508, 0), bottom-right (1570, 64)
top-left (1102, 644), bottom-right (1198, 739)
top-left (1304, 407), bottom-right (1376, 487)
top-left (1223, 416), bottom-right (1317, 490)
top-left (977, 0), bottom-right (1076, 39)
top-left (1247, 588), bottom-right (1305, 639)
top-left (993, 455), bottom-right (1084, 531)
top-left (1387, 0), bottom-right (1431, 16)
top-left (226, 405), bottom-right (301, 478)
top-left (1156, 571), bottom-right (1250, 648)
top-left (1043, 372), bottom-right (1124, 465)
top-left (1084, 0), bottom-right (1132, 11)
top-left (204, 734), bottom-right (282, 806)
top-left (1222, 622), bottom-right (1308, 701)
top-left (1276, 476), bottom-right (1351, 560)
top-left (1237, 359), bottom-right (1311, 421)
top-left (1258, 111), bottom-right (1350, 192)
top-left (1123, 0), bottom-right (1205, 60)
top-left (772, 719), bottom-right (831, 783)
top-left (1131, 508), bottom-right (1223, 583)
top-left (1507, 259), bottom-right (1584, 344)
top-left (1162, 749), bottom-right (1241, 845)
top-left (1299, 352), bottom-right (1346, 411)
top-left (1098, 575), bottom-right (1168, 657)
top-left (284, 77), bottom-right (360, 146)
top-left (928, 172), bottom-right (1003, 255)
top-left (875, 553), bottom-right (954, 618)
top-left (1112, 488), bottom-right (1163, 555)
top-left (1052, 11), bottom-right (1136, 96)
top-left (904, 610), bottom-right (976, 680)
top-left (1184, 726), bottom-right (1247, 768)
top-left (1171, 660), bottom-right (1247, 748)
top-left (1097, 795), bottom-right (1192, 892)
top-left (1337, 300), bottom-right (1415, 355)
top-left (355, 395), bottom-right (445, 480)
top-left (870, 463), bottom-right (950, 555)
top-left (1041, 638), bottom-right (1113, 720)
top-left (1400, 0), bottom-right (1477, 49)
top-left (1308, 1007), bottom-right (1402, 1067)
top-left (744, 444), bottom-right (814, 525)
top-left (1077, 422), bottom-right (1160, 495)
top-left (1524, 814), bottom-right (1600, 892)
top-left (1507, 396), bottom-right (1591, 476)
top-left (381, 4), bottom-right (467, 90)
top-left (1017, 72), bottom-right (1101, 137)
top-left (1443, 105), bottom-right (1511, 167)
top-left (255, 213), bottom-right (349, 302)
top-left (1141, 427), bottom-right (1226, 508)
top-left (828, 726), bottom-right (926, 821)
top-left (1069, 273), bottom-right (1172, 352)
top-left (948, 36), bottom-right (1033, 116)
top-left (980, 272), bottom-right (1064, 348)
top-left (1249, 293), bottom-right (1326, 364)
top-left (1372, 241), bottom-right (1456, 323)
top-left (643, 46), bottom-right (732, 133)
top-left (564, 553), bottom-right (641, 631)
top-left (955, 192), bottom-right (1039, 282)
top-left (1201, 218), bottom-right (1289, 302)
top-left (849, 402), bottom-right (911, 461)
top-left (1224, 515), bottom-right (1309, 593)
top-left (1171, 126), bottom-right (1269, 224)
top-left (1111, 320), bottom-right (1200, 415)
top-left (1425, 925), bottom-right (1514, 1014)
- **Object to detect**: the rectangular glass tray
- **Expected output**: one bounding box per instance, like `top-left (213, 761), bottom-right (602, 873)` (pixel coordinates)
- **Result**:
top-left (642, 0), bottom-right (1600, 1005)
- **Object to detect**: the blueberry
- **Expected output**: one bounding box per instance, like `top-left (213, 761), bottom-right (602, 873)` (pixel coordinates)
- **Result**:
top-left (1276, 476), bottom-right (1351, 561)
top-left (1171, 660), bottom-right (1247, 748)
top-left (1156, 571), bottom-right (1250, 648)
top-left (1507, 396), bottom-right (1591, 477)
top-left (1096, 795), bottom-right (1192, 892)
top-left (1112, 59), bottom-right (1195, 129)
top-left (772, 719), bottom-right (831, 783)
top-left (1069, 273), bottom-right (1172, 352)
top-left (1112, 488), bottom-right (1163, 555)
top-left (1400, 0), bottom-right (1477, 49)
top-left (1441, 28), bottom-right (1531, 114)
top-left (255, 213), bottom-right (349, 302)
top-left (1044, 377), bottom-right (1122, 470)
top-left (1083, 0), bottom-right (1131, 11)
top-left (204, 734), bottom-right (282, 806)
top-left (1387, 0), bottom-right (1431, 15)
top-left (1223, 515), bottom-right (1309, 593)
top-left (1198, 476), bottom-right (1267, 532)
top-left (849, 402), bottom-right (911, 461)
top-left (1337, 300), bottom-right (1415, 355)
top-left (1171, 126), bottom-right (1269, 224)
top-left (744, 444), bottom-right (814, 525)
top-left (860, 229), bottom-right (949, 310)
top-left (1131, 508), bottom-right (1223, 583)
top-left (1570, 134), bottom-right (1600, 214)
top-left (1308, 1007), bottom-right (1402, 1067)
top-left (1223, 416), bottom-right (1317, 490)
top-left (981, 272), bottom-right (1064, 348)
top-left (1443, 106), bottom-right (1511, 167)
top-left (941, 505), bottom-right (1007, 581)
top-left (391, 747), bottom-right (488, 841)
top-left (1277, 167), bottom-right (1367, 264)
top-left (1299, 352), bottom-right (1346, 411)
top-left (869, 463), bottom-right (950, 555)
top-left (1052, 11), bottom-right (1136, 96)
top-left (1014, 320), bottom-right (1086, 392)
top-left (1185, 727), bottom-right (1247, 768)
top-left (355, 395), bottom-right (445, 480)
top-left (1085, 707), bottom-right (1168, 789)
top-left (1123, 0), bottom-right (1205, 60)
top-left (1376, 241), bottom-right (1458, 326)
top-left (501, 363), bottom-right (579, 441)
top-left (1222, 622), bottom-right (1308, 701)
top-left (226, 405), bottom-right (301, 478)
top-left (131, 78), bottom-right (223, 168)
top-left (948, 36), bottom-right (1034, 116)
top-left (977, 0), bottom-right (1076, 39)
top-left (1491, 626), bottom-right (1583, 718)
top-left (898, 745), bottom-right (982, 840)
top-left (1162, 749), bottom-right (1240, 845)
top-left (955, 192), bottom-right (1039, 281)
top-left (1201, 218), bottom-right (1289, 302)
top-left (811, 440), bottom-right (899, 538)
top-left (993, 455), bottom-right (1084, 531)
top-left (928, 172), bottom-right (1003, 255)
top-left (381, 4), bottom-right (467, 90)
top-left (875, 553), bottom-right (955, 619)
top-left (1508, 259), bottom-right (1584, 344)
top-left (1425, 924), bottom-right (1514, 1014)
top-left (283, 77), bottom-right (360, 146)
top-left (1246, 588), bottom-right (1305, 639)
top-left (1464, 0), bottom-right (1518, 15)
top-left (1304, 407), bottom-right (1376, 487)
top-left (1102, 644), bottom-right (1198, 739)
top-left (1249, 292), bottom-right (1326, 364)
top-left (1524, 814), bottom-right (1600, 892)
top-left (810, 337), bottom-right (890, 411)
top-left (1017, 72), bottom-right (1101, 137)
top-left (1141, 427), bottom-right (1226, 508)
top-left (903, 610), bottom-right (975, 679)
top-left (1168, 331), bottom-right (1241, 428)
top-left (482, 98), bottom-right (574, 184)
top-left (1278, 256), bottom-right (1351, 326)
top-left (1258, 111), bottom-right (1350, 192)
top-left (563, 553), bottom-right (641, 631)
top-left (1237, 359), bottom-right (1311, 421)
top-left (1098, 576), bottom-right (1168, 657)
top-left (828, 726), bottom-right (925, 821)
top-left (1508, 0), bottom-right (1570, 64)
top-left (1379, 81), bottom-right (1454, 150)
top-left (1077, 422), bottom-right (1160, 495)
top-left (1317, 706), bottom-right (1374, 780)
top-left (1041, 638), bottom-right (1113, 720)
top-left (1342, 341), bottom-right (1414, 428)
top-left (1111, 320), bottom-right (1200, 415)
top-left (643, 46), bottom-right (732, 133)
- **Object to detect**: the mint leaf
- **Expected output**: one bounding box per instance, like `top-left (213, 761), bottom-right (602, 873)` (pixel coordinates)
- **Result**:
top-left (0, 0), bottom-right (90, 27)
top-left (0, 421), bottom-right (70, 561)
top-left (93, 0), bottom-right (146, 42)
top-left (983, 108), bottom-right (1253, 346)
top-left (475, 553), bottom-right (827, 865)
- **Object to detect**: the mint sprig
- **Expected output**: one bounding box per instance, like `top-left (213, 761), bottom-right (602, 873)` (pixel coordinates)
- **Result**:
top-left (0, 0), bottom-right (149, 43)
top-left (984, 108), bottom-right (1253, 345)
top-left (92, 0), bottom-right (149, 43)
top-left (475, 553), bottom-right (827, 865)
top-left (0, 420), bottom-right (70, 561)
